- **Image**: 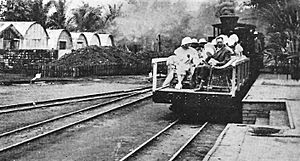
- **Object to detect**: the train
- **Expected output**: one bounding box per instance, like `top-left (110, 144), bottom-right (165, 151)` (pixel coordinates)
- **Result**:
top-left (151, 15), bottom-right (264, 122)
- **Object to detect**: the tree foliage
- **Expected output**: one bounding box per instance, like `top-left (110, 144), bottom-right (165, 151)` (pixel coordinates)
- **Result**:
top-left (245, 0), bottom-right (300, 52)
top-left (103, 4), bottom-right (123, 28)
top-left (46, 0), bottom-right (67, 29)
top-left (0, 0), bottom-right (122, 32)
top-left (1, 0), bottom-right (51, 27)
top-left (67, 3), bottom-right (104, 32)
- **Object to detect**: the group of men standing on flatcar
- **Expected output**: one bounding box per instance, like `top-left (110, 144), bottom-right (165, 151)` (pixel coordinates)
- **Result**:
top-left (163, 33), bottom-right (245, 91)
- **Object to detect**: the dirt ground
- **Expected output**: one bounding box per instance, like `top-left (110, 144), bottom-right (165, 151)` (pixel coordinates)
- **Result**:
top-left (0, 75), bottom-right (224, 161)
top-left (1, 100), bottom-right (175, 161)
top-left (0, 97), bottom-right (114, 134)
top-left (0, 75), bottom-right (151, 106)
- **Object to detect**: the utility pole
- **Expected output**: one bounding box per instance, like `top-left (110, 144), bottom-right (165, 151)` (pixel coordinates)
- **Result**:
top-left (157, 34), bottom-right (161, 53)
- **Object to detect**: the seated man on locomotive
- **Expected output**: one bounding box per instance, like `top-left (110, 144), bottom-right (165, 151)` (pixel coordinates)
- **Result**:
top-left (162, 37), bottom-right (200, 89)
top-left (227, 34), bottom-right (244, 57)
top-left (190, 38), bottom-right (199, 49)
top-left (197, 38), bottom-right (210, 63)
top-left (162, 54), bottom-right (177, 87)
top-left (174, 37), bottom-right (200, 89)
top-left (193, 35), bottom-right (233, 91)
top-left (189, 38), bottom-right (209, 88)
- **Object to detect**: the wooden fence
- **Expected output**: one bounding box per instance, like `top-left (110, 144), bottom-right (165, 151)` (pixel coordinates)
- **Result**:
top-left (41, 63), bottom-right (152, 77)
top-left (0, 64), bottom-right (41, 76)
top-left (0, 49), bottom-right (58, 76)
top-left (0, 49), bottom-right (58, 66)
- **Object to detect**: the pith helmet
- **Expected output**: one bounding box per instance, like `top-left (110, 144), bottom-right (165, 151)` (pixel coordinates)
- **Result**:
top-left (217, 35), bottom-right (229, 44)
top-left (229, 34), bottom-right (239, 42)
top-left (227, 37), bottom-right (236, 47)
top-left (198, 38), bottom-right (207, 44)
top-left (191, 38), bottom-right (198, 43)
top-left (181, 37), bottom-right (192, 46)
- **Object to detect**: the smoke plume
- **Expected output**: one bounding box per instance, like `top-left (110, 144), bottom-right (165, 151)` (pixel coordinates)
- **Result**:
top-left (107, 0), bottom-right (263, 51)
top-left (107, 0), bottom-right (220, 51)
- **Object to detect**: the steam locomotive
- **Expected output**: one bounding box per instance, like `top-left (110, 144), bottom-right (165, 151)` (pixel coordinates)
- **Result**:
top-left (151, 15), bottom-right (263, 122)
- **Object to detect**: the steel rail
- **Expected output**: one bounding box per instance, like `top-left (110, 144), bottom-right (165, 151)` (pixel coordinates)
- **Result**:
top-left (0, 90), bottom-right (152, 153)
top-left (0, 86), bottom-right (151, 110)
top-left (168, 122), bottom-right (208, 161)
top-left (119, 119), bottom-right (179, 161)
top-left (0, 89), bottom-right (151, 138)
top-left (0, 91), bottom-right (135, 114)
top-left (119, 121), bottom-right (208, 161)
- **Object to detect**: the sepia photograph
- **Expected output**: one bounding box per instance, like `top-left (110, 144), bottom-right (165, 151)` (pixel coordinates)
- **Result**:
top-left (0, 0), bottom-right (299, 160)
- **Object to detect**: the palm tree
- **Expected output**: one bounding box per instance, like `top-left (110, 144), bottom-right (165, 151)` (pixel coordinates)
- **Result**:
top-left (67, 3), bottom-right (104, 32)
top-left (103, 4), bottom-right (123, 27)
top-left (46, 0), bottom-right (67, 29)
top-left (30, 0), bottom-right (51, 27)
top-left (1, 0), bottom-right (51, 28)
top-left (245, 0), bottom-right (300, 74)
top-left (247, 0), bottom-right (300, 53)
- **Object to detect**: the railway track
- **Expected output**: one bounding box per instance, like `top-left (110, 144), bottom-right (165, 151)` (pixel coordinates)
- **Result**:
top-left (0, 88), bottom-right (152, 154)
top-left (119, 120), bottom-right (209, 161)
top-left (0, 86), bottom-right (151, 114)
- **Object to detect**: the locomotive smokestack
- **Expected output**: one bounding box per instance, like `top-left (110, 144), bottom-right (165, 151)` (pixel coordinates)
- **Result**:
top-left (216, 0), bottom-right (239, 34)
top-left (219, 15), bottom-right (239, 35)
top-left (220, 15), bottom-right (239, 26)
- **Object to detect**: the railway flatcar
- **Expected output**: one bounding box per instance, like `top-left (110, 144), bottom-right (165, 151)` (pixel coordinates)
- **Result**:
top-left (152, 15), bottom-right (262, 122)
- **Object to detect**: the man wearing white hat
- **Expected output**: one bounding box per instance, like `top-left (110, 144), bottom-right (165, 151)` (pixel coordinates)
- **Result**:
top-left (190, 38), bottom-right (211, 89)
top-left (173, 37), bottom-right (199, 89)
top-left (228, 34), bottom-right (243, 57)
top-left (207, 36), bottom-right (232, 66)
top-left (193, 42), bottom-right (216, 91)
top-left (190, 38), bottom-right (199, 49)
top-left (198, 38), bottom-right (207, 44)
top-left (194, 36), bottom-right (233, 91)
top-left (162, 55), bottom-right (178, 87)
top-left (253, 31), bottom-right (263, 69)
top-left (198, 38), bottom-right (208, 59)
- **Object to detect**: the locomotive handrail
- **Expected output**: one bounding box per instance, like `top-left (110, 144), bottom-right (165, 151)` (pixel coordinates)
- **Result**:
top-left (230, 57), bottom-right (250, 96)
top-left (151, 57), bottom-right (168, 64)
top-left (152, 57), bottom-right (168, 91)
top-left (231, 56), bottom-right (249, 66)
top-left (207, 56), bottom-right (249, 97)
